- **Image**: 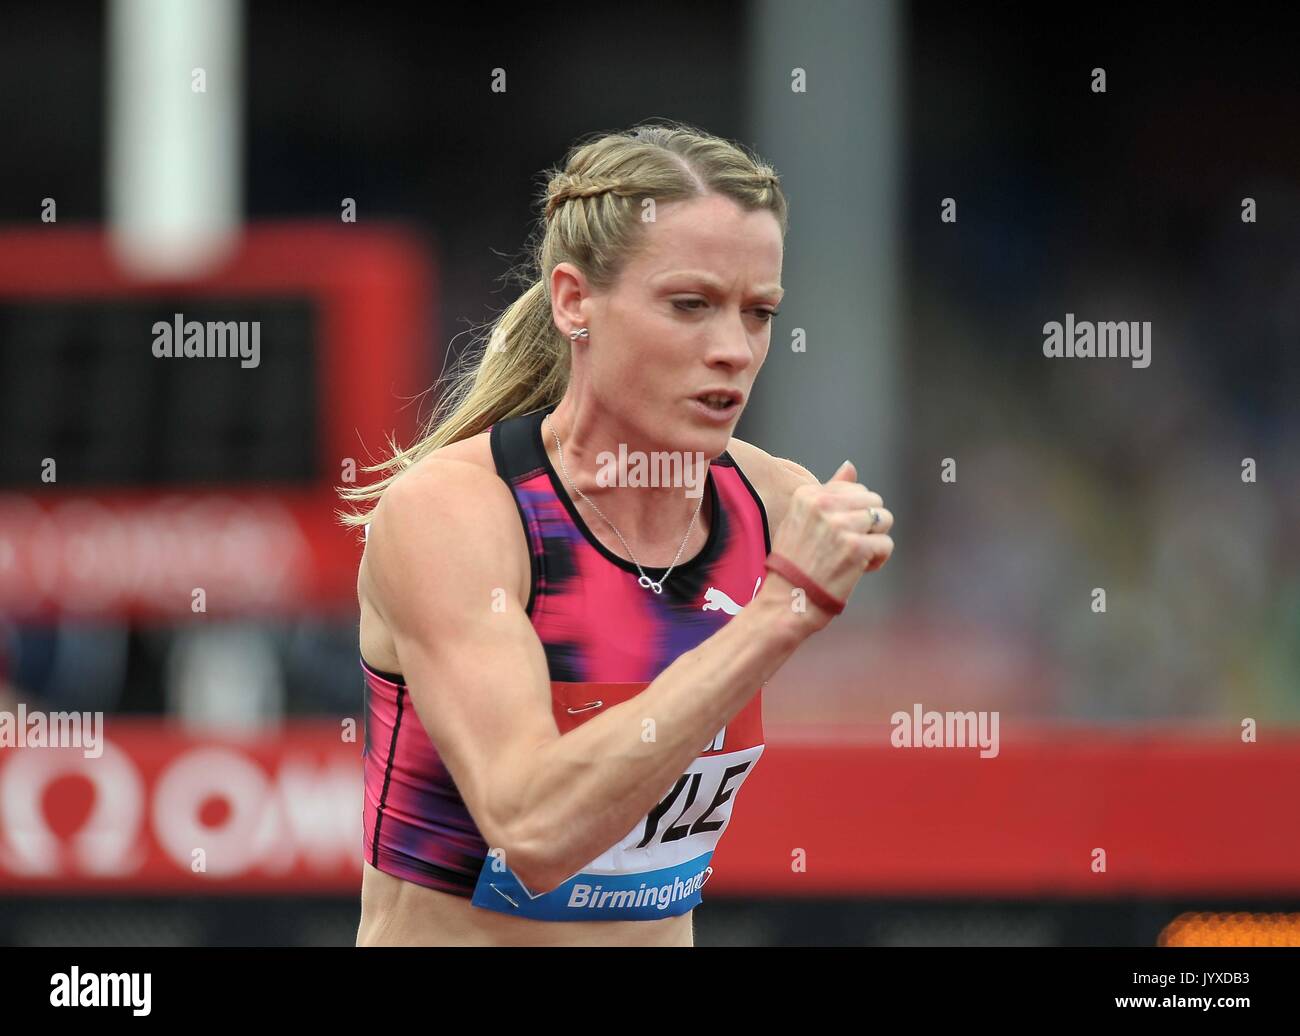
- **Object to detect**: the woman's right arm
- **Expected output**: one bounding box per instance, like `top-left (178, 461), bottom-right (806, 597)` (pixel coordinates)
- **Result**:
top-left (359, 456), bottom-right (884, 893)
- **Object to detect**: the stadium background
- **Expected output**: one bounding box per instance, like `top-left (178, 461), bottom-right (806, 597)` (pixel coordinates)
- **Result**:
top-left (1, 1), bottom-right (1297, 945)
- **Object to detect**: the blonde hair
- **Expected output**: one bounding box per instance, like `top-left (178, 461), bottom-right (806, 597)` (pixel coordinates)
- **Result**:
top-left (335, 118), bottom-right (788, 527)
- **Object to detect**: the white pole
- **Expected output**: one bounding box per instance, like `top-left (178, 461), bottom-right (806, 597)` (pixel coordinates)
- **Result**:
top-left (107, 0), bottom-right (244, 278)
top-left (747, 0), bottom-right (902, 612)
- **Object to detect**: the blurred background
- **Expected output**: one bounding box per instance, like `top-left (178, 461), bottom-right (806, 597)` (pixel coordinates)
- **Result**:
top-left (0, 0), bottom-right (1297, 946)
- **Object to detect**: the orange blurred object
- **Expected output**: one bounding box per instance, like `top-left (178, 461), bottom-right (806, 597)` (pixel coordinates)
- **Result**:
top-left (1160, 912), bottom-right (1300, 947)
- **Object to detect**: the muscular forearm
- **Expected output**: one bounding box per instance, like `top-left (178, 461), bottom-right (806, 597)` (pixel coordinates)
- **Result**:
top-left (508, 582), bottom-right (812, 891)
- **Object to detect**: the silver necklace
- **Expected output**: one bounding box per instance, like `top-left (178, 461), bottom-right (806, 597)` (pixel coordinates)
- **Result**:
top-left (548, 415), bottom-right (705, 594)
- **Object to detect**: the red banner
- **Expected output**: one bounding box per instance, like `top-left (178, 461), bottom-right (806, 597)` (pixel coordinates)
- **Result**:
top-left (0, 720), bottom-right (360, 892)
top-left (1, 720), bottom-right (1297, 895)
top-left (0, 490), bottom-right (361, 620)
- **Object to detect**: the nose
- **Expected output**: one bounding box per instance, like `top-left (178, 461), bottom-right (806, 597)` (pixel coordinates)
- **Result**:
top-left (704, 312), bottom-right (758, 371)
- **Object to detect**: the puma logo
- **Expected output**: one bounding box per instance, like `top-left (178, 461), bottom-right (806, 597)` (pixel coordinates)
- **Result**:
top-left (701, 576), bottom-right (762, 616)
top-left (699, 577), bottom-right (762, 753)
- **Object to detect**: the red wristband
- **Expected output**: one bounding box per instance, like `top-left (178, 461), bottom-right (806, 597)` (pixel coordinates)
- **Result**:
top-left (763, 552), bottom-right (847, 616)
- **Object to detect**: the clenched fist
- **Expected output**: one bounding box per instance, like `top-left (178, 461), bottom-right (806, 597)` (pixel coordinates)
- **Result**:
top-left (762, 460), bottom-right (893, 631)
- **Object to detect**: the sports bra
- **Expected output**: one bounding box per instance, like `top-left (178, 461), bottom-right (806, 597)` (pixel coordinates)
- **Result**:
top-left (361, 400), bottom-right (770, 921)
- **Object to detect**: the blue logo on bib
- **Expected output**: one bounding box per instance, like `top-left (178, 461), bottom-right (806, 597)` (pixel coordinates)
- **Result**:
top-left (470, 851), bottom-right (714, 921)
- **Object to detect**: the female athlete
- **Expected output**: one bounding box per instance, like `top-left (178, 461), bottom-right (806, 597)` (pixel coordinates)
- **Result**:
top-left (338, 120), bottom-right (894, 946)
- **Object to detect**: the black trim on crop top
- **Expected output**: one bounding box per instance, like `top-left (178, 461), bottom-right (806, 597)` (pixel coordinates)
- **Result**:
top-left (361, 656), bottom-right (406, 686)
top-left (490, 401), bottom-right (755, 587)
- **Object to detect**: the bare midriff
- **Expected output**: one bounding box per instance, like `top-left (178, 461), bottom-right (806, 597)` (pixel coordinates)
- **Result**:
top-left (356, 861), bottom-right (694, 946)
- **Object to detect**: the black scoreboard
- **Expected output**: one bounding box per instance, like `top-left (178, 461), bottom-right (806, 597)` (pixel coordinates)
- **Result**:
top-left (0, 223), bottom-right (434, 618)
top-left (0, 299), bottom-right (319, 488)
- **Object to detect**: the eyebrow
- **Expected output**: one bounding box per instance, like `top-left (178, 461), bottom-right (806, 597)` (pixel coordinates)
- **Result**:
top-left (653, 271), bottom-right (784, 300)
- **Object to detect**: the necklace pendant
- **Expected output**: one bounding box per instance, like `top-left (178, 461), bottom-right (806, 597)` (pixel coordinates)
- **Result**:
top-left (549, 416), bottom-right (694, 602)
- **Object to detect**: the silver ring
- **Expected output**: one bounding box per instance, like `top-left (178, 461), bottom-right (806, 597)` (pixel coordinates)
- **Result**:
top-left (868, 507), bottom-right (880, 529)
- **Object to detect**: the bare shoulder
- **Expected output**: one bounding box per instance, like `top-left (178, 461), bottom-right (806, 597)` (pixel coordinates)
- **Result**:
top-left (724, 437), bottom-right (820, 534)
top-left (360, 430), bottom-right (529, 610)
top-left (369, 429), bottom-right (502, 537)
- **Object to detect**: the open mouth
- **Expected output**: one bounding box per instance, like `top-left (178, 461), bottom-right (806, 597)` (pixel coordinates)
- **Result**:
top-left (693, 390), bottom-right (742, 413)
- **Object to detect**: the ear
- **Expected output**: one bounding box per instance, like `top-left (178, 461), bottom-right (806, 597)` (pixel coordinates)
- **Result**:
top-left (550, 262), bottom-right (590, 338)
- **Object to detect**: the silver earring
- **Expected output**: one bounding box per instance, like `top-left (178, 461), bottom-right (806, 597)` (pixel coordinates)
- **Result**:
top-left (569, 327), bottom-right (590, 341)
